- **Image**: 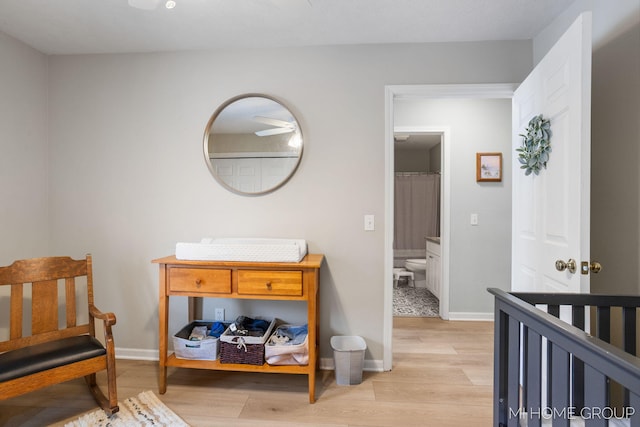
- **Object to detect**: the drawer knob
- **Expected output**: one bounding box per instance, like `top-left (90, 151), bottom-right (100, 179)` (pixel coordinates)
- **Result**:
top-left (265, 281), bottom-right (272, 289)
top-left (195, 279), bottom-right (202, 288)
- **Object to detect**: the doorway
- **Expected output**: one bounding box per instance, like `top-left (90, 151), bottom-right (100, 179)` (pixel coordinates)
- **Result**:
top-left (392, 131), bottom-right (442, 318)
top-left (382, 84), bottom-right (516, 371)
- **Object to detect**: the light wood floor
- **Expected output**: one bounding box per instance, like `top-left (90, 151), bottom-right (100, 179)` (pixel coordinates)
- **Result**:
top-left (0, 317), bottom-right (494, 427)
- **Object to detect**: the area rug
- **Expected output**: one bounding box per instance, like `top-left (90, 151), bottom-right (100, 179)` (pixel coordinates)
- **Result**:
top-left (393, 285), bottom-right (439, 317)
top-left (63, 390), bottom-right (189, 427)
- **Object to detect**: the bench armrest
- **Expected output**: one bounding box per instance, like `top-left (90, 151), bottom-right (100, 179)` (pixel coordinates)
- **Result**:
top-left (89, 304), bottom-right (117, 350)
top-left (89, 304), bottom-right (116, 326)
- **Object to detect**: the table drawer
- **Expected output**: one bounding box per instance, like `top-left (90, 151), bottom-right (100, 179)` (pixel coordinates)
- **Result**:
top-left (237, 270), bottom-right (302, 296)
top-left (169, 268), bottom-right (231, 294)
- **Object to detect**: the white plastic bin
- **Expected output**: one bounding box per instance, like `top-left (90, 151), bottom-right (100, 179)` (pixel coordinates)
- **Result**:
top-left (330, 335), bottom-right (366, 385)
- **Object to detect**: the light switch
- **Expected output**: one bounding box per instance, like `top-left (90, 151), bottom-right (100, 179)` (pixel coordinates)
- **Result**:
top-left (470, 213), bottom-right (479, 226)
top-left (364, 214), bottom-right (375, 231)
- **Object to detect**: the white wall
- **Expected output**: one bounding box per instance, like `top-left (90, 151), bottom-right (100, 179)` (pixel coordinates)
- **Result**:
top-left (0, 32), bottom-right (49, 265)
top-left (533, 0), bottom-right (640, 62)
top-left (395, 98), bottom-right (513, 315)
top-left (43, 41), bottom-right (532, 361)
top-left (534, 1), bottom-right (640, 294)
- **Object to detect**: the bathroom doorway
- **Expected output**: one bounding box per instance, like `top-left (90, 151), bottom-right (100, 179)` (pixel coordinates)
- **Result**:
top-left (382, 84), bottom-right (515, 371)
top-left (392, 131), bottom-right (442, 318)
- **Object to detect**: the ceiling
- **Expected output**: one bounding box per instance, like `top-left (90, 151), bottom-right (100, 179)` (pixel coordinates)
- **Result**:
top-left (0, 0), bottom-right (575, 55)
top-left (395, 133), bottom-right (442, 153)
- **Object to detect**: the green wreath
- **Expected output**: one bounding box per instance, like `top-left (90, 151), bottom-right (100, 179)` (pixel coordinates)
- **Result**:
top-left (516, 114), bottom-right (551, 176)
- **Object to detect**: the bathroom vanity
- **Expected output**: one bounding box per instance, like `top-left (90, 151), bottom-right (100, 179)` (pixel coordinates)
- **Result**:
top-left (152, 254), bottom-right (324, 403)
top-left (426, 238), bottom-right (441, 299)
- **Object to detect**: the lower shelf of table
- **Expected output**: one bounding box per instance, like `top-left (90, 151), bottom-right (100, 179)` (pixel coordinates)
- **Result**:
top-left (164, 353), bottom-right (313, 374)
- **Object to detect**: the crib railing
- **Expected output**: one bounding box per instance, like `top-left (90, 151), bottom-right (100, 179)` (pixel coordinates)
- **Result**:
top-left (489, 288), bottom-right (640, 427)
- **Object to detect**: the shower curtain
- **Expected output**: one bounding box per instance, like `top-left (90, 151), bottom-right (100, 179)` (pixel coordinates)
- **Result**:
top-left (394, 173), bottom-right (440, 250)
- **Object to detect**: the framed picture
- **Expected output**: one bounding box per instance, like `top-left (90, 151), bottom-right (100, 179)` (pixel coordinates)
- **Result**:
top-left (476, 152), bottom-right (502, 182)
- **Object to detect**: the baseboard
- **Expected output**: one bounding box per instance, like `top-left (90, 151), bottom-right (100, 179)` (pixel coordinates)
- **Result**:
top-left (116, 347), bottom-right (159, 361)
top-left (447, 312), bottom-right (494, 321)
top-left (319, 357), bottom-right (384, 372)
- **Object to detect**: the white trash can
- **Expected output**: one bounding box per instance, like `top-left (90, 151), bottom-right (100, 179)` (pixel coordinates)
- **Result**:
top-left (330, 335), bottom-right (366, 385)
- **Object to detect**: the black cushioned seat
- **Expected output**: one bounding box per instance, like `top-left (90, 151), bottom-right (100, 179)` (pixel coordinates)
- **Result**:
top-left (0, 335), bottom-right (106, 382)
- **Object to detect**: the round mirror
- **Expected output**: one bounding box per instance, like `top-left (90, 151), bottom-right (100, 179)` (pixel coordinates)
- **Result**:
top-left (203, 94), bottom-right (303, 195)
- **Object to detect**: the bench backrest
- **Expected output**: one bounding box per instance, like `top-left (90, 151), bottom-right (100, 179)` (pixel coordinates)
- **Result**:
top-left (0, 255), bottom-right (96, 353)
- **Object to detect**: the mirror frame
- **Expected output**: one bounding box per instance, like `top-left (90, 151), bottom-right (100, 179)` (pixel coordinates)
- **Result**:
top-left (203, 93), bottom-right (304, 196)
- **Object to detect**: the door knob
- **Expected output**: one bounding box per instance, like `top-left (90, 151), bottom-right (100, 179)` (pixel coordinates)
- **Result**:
top-left (555, 259), bottom-right (577, 274)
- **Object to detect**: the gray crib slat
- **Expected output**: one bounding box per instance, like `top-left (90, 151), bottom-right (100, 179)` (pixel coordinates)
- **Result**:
top-left (546, 305), bottom-right (560, 412)
top-left (495, 306), bottom-right (508, 427)
top-left (508, 316), bottom-right (520, 427)
top-left (597, 306), bottom-right (610, 343)
top-left (572, 358), bottom-right (585, 411)
top-left (522, 325), bottom-right (529, 410)
top-left (527, 328), bottom-right (542, 427)
top-left (631, 392), bottom-right (639, 427)
top-left (551, 343), bottom-right (570, 427)
top-left (571, 306), bottom-right (586, 411)
top-left (584, 364), bottom-right (606, 427)
top-left (624, 307), bottom-right (637, 408)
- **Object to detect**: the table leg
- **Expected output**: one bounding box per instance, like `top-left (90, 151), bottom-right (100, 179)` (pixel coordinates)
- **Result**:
top-left (159, 365), bottom-right (167, 394)
top-left (308, 369), bottom-right (316, 403)
top-left (158, 264), bottom-right (168, 394)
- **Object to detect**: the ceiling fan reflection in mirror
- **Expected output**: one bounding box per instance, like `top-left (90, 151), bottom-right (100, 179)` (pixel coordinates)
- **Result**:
top-left (253, 116), bottom-right (297, 136)
top-left (128, 0), bottom-right (176, 10)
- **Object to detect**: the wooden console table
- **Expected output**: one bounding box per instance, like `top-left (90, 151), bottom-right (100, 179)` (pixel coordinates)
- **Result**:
top-left (152, 254), bottom-right (324, 403)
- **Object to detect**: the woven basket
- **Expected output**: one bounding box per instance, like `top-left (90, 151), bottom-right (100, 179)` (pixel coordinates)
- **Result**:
top-left (219, 338), bottom-right (265, 365)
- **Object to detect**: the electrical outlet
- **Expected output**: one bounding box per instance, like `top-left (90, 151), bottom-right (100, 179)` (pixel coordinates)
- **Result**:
top-left (214, 308), bottom-right (225, 321)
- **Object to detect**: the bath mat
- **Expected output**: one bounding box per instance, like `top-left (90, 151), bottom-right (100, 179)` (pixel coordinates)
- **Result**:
top-left (62, 390), bottom-right (189, 427)
top-left (393, 286), bottom-right (439, 317)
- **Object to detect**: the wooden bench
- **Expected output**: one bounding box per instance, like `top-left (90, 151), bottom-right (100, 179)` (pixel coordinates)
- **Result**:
top-left (0, 255), bottom-right (118, 415)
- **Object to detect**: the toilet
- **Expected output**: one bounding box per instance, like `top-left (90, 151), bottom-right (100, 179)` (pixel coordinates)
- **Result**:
top-left (405, 258), bottom-right (427, 273)
top-left (404, 258), bottom-right (427, 287)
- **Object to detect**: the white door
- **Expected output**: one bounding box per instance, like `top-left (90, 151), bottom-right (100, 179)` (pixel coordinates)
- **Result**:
top-left (512, 12), bottom-right (592, 293)
top-left (261, 157), bottom-right (298, 190)
top-left (213, 158), bottom-right (261, 193)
